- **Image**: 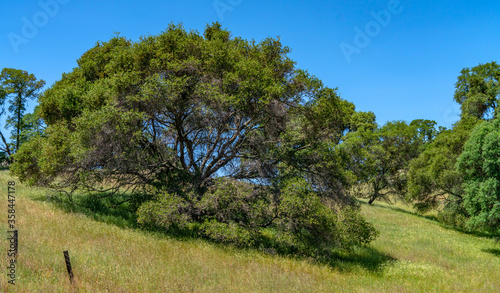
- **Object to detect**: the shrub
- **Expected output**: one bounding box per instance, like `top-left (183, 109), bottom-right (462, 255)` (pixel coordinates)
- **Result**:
top-left (137, 177), bottom-right (378, 255)
top-left (457, 118), bottom-right (500, 233)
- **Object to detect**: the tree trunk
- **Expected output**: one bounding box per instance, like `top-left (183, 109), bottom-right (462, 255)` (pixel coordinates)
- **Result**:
top-left (16, 93), bottom-right (22, 153)
top-left (0, 130), bottom-right (12, 162)
top-left (368, 182), bottom-right (379, 205)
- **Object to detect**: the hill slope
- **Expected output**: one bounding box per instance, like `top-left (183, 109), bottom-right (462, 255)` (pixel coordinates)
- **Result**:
top-left (0, 171), bottom-right (499, 292)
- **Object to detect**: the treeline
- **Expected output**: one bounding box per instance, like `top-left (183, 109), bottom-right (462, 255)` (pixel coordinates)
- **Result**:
top-left (1, 23), bottom-right (498, 257)
top-left (408, 62), bottom-right (500, 233)
top-left (343, 61), bottom-right (500, 234)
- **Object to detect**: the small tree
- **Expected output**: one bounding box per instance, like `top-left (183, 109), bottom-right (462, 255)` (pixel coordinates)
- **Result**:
top-left (344, 120), bottom-right (434, 204)
top-left (454, 61), bottom-right (500, 120)
top-left (0, 68), bottom-right (45, 156)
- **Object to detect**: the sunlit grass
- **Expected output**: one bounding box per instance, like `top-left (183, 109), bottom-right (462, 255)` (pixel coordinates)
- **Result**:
top-left (0, 170), bottom-right (499, 292)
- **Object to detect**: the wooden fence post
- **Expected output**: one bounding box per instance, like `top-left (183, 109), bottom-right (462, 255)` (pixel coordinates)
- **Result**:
top-left (63, 250), bottom-right (74, 283)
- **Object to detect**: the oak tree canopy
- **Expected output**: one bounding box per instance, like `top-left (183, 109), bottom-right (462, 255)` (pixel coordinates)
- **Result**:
top-left (12, 23), bottom-right (377, 253)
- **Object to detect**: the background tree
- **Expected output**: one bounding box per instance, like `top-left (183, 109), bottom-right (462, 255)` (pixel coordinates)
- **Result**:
top-left (456, 118), bottom-right (500, 233)
top-left (454, 61), bottom-right (500, 120)
top-left (0, 68), bottom-right (45, 155)
top-left (410, 119), bottom-right (440, 145)
top-left (344, 120), bottom-right (436, 204)
top-left (407, 116), bottom-right (478, 215)
top-left (9, 105), bottom-right (45, 147)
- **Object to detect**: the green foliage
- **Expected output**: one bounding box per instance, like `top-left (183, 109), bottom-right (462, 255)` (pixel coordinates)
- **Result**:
top-left (409, 119), bottom-right (439, 145)
top-left (456, 118), bottom-right (500, 232)
top-left (454, 61), bottom-right (500, 120)
top-left (11, 123), bottom-right (74, 187)
top-left (137, 179), bottom-right (268, 247)
top-left (435, 200), bottom-right (470, 231)
top-left (136, 190), bottom-right (194, 230)
top-left (407, 116), bottom-right (479, 212)
top-left (0, 151), bottom-right (8, 169)
top-left (137, 177), bottom-right (377, 254)
top-left (196, 179), bottom-right (272, 228)
top-left (274, 177), bottom-right (342, 251)
top-left (275, 178), bottom-right (377, 252)
top-left (349, 111), bottom-right (377, 132)
top-left (200, 220), bottom-right (255, 247)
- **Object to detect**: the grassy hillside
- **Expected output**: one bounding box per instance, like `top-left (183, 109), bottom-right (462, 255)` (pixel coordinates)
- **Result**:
top-left (0, 170), bottom-right (499, 292)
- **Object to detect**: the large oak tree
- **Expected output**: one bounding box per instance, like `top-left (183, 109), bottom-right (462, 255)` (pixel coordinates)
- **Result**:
top-left (12, 23), bottom-right (377, 252)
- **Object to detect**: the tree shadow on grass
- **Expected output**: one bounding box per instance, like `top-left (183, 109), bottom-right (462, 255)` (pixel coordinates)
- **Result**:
top-left (482, 248), bottom-right (500, 257)
top-left (34, 191), bottom-right (146, 230)
top-left (359, 199), bottom-right (439, 222)
top-left (318, 246), bottom-right (396, 273)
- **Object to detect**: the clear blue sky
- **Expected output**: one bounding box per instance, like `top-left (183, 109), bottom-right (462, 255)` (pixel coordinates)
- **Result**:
top-left (1, 0), bottom-right (499, 133)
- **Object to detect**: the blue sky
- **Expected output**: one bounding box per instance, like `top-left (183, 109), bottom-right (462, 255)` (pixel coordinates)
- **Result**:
top-left (1, 0), bottom-right (499, 134)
